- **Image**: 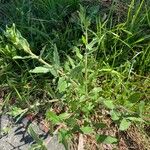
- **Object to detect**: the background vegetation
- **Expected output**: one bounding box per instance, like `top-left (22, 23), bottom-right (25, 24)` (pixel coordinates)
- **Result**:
top-left (0, 0), bottom-right (150, 149)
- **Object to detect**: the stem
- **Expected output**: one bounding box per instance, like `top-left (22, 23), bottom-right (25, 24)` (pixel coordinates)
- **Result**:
top-left (85, 28), bottom-right (88, 96)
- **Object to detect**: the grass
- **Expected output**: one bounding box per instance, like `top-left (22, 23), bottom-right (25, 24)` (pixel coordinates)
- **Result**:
top-left (0, 0), bottom-right (150, 149)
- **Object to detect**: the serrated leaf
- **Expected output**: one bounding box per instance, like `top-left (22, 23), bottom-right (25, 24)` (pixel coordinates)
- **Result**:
top-left (46, 111), bottom-right (61, 124)
top-left (80, 126), bottom-right (94, 134)
top-left (103, 100), bottom-right (115, 109)
top-left (119, 118), bottom-right (131, 131)
top-left (96, 135), bottom-right (118, 144)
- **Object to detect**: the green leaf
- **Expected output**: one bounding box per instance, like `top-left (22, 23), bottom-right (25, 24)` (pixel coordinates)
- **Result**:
top-left (58, 129), bottom-right (69, 150)
top-left (29, 67), bottom-right (50, 74)
top-left (94, 123), bottom-right (106, 129)
top-left (138, 101), bottom-right (145, 116)
top-left (80, 126), bottom-right (94, 134)
top-left (46, 111), bottom-right (61, 124)
top-left (90, 87), bottom-right (102, 94)
top-left (70, 65), bottom-right (83, 82)
top-left (103, 100), bottom-right (115, 109)
top-left (7, 106), bottom-right (28, 120)
top-left (67, 55), bottom-right (75, 68)
top-left (96, 135), bottom-right (118, 144)
top-left (57, 77), bottom-right (68, 93)
top-left (5, 24), bottom-right (30, 53)
top-left (128, 92), bottom-right (141, 103)
top-left (110, 110), bottom-right (120, 121)
top-left (126, 117), bottom-right (144, 122)
top-left (59, 113), bottom-right (71, 120)
top-left (82, 35), bottom-right (86, 45)
top-left (53, 44), bottom-right (60, 67)
top-left (86, 38), bottom-right (97, 51)
top-left (119, 118), bottom-right (131, 131)
top-left (28, 124), bottom-right (43, 145)
top-left (74, 46), bottom-right (83, 60)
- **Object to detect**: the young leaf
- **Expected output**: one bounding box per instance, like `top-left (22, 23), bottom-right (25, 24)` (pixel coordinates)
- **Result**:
top-left (96, 135), bottom-right (118, 144)
top-left (119, 118), bottom-right (131, 131)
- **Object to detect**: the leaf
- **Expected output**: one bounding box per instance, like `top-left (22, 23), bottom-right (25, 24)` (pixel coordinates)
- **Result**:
top-left (86, 38), bottom-right (97, 51)
top-left (74, 46), bottom-right (83, 60)
top-left (28, 124), bottom-right (43, 145)
top-left (59, 113), bottom-right (71, 120)
top-left (128, 92), bottom-right (141, 103)
top-left (126, 117), bottom-right (144, 122)
top-left (103, 100), bottom-right (115, 109)
top-left (58, 129), bottom-right (70, 150)
top-left (110, 110), bottom-right (120, 121)
top-left (96, 135), bottom-right (118, 144)
top-left (13, 56), bottom-right (31, 59)
top-left (94, 123), bottom-right (106, 129)
top-left (90, 87), bottom-right (102, 94)
top-left (119, 118), bottom-right (131, 131)
top-left (67, 55), bottom-right (75, 68)
top-left (7, 106), bottom-right (28, 119)
top-left (53, 44), bottom-right (60, 67)
top-left (57, 77), bottom-right (68, 93)
top-left (138, 101), bottom-right (145, 116)
top-left (5, 24), bottom-right (30, 53)
top-left (70, 65), bottom-right (83, 81)
top-left (29, 67), bottom-right (50, 74)
top-left (80, 126), bottom-right (94, 134)
top-left (82, 35), bottom-right (86, 45)
top-left (46, 111), bottom-right (61, 124)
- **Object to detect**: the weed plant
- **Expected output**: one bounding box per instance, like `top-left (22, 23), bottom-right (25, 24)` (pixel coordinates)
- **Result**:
top-left (0, 0), bottom-right (150, 149)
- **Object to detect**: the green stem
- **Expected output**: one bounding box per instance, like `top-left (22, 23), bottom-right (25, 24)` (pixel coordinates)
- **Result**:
top-left (85, 28), bottom-right (88, 96)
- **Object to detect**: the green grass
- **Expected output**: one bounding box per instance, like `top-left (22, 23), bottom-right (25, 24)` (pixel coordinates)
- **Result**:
top-left (0, 0), bottom-right (150, 149)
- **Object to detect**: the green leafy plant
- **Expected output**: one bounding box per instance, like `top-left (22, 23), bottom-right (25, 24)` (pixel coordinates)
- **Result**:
top-left (0, 0), bottom-right (149, 149)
